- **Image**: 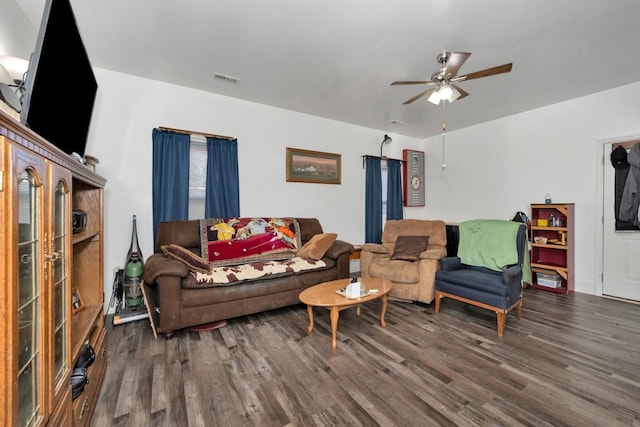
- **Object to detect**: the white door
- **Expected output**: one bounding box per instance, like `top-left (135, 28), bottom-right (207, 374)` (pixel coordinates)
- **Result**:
top-left (602, 142), bottom-right (640, 301)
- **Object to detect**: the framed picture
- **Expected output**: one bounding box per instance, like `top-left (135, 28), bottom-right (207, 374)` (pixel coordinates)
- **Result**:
top-left (71, 288), bottom-right (85, 314)
top-left (286, 148), bottom-right (341, 184)
top-left (402, 149), bottom-right (425, 207)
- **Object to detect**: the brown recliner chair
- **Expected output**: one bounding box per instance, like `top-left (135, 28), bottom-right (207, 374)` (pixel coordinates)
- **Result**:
top-left (360, 219), bottom-right (448, 304)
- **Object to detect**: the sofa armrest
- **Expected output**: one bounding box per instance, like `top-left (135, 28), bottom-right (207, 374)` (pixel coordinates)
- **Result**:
top-left (420, 247), bottom-right (447, 260)
top-left (154, 274), bottom-right (183, 336)
top-left (361, 243), bottom-right (390, 254)
top-left (143, 253), bottom-right (189, 284)
top-left (324, 239), bottom-right (354, 260)
top-left (439, 256), bottom-right (464, 271)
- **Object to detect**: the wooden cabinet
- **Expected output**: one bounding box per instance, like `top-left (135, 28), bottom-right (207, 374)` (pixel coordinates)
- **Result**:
top-left (0, 109), bottom-right (106, 426)
top-left (529, 203), bottom-right (575, 294)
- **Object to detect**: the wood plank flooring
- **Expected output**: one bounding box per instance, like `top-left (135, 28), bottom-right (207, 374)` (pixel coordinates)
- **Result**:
top-left (90, 288), bottom-right (640, 426)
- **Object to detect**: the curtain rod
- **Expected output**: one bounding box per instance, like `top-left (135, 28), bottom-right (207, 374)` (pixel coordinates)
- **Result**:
top-left (361, 154), bottom-right (405, 168)
top-left (156, 126), bottom-right (235, 141)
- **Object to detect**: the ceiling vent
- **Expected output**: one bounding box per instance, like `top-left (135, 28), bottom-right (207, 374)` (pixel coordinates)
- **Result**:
top-left (213, 73), bottom-right (240, 83)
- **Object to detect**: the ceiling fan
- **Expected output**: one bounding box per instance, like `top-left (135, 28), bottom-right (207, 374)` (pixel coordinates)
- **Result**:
top-left (391, 51), bottom-right (512, 105)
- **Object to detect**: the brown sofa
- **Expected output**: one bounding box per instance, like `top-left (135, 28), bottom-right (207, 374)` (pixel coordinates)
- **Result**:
top-left (142, 217), bottom-right (353, 338)
top-left (360, 219), bottom-right (447, 304)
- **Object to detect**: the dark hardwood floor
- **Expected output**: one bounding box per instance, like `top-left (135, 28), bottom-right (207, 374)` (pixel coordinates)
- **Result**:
top-left (90, 288), bottom-right (640, 427)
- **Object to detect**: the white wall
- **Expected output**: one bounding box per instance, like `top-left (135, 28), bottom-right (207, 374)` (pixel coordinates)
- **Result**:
top-left (420, 82), bottom-right (640, 295)
top-left (87, 69), bottom-right (424, 312)
top-left (85, 70), bottom-right (640, 311)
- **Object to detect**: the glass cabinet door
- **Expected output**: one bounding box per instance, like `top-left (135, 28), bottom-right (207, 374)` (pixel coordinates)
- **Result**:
top-left (17, 169), bottom-right (41, 427)
top-left (52, 179), bottom-right (70, 389)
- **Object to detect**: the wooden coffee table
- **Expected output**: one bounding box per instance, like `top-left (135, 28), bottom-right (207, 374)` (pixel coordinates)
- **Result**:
top-left (299, 277), bottom-right (392, 349)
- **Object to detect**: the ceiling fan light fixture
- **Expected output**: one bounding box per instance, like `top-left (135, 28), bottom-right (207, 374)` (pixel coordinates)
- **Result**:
top-left (445, 85), bottom-right (461, 103)
top-left (427, 91), bottom-right (441, 105)
top-left (391, 51), bottom-right (513, 107)
top-left (438, 84), bottom-right (453, 100)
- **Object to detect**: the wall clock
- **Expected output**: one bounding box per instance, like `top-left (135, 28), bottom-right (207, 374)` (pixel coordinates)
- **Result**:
top-left (403, 149), bottom-right (425, 207)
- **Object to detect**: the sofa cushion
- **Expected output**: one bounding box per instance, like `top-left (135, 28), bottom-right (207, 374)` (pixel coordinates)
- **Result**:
top-left (161, 244), bottom-right (211, 274)
top-left (199, 217), bottom-right (301, 267)
top-left (435, 268), bottom-right (510, 297)
top-left (297, 233), bottom-right (337, 260)
top-left (296, 217), bottom-right (324, 244)
top-left (155, 219), bottom-right (201, 254)
top-left (390, 235), bottom-right (429, 261)
top-left (382, 219), bottom-right (447, 247)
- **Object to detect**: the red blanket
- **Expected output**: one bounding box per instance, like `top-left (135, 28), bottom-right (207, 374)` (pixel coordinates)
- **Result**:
top-left (199, 217), bottom-right (301, 267)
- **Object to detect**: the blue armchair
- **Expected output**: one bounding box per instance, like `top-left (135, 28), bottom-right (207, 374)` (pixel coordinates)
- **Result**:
top-left (434, 220), bottom-right (528, 337)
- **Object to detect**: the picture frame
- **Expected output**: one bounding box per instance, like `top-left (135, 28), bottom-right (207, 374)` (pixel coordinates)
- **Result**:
top-left (71, 287), bottom-right (85, 314)
top-left (286, 147), bottom-right (341, 184)
top-left (402, 149), bottom-right (425, 207)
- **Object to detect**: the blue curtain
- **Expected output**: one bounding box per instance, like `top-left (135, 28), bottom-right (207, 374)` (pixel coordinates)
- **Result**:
top-left (205, 137), bottom-right (240, 218)
top-left (387, 159), bottom-right (404, 220)
top-left (152, 129), bottom-right (191, 243)
top-left (365, 156), bottom-right (382, 243)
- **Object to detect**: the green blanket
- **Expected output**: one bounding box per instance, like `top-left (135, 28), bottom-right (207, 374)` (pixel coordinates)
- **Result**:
top-left (458, 219), bottom-right (531, 284)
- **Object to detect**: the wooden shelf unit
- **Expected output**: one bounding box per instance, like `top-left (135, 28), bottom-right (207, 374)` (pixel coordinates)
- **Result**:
top-left (0, 109), bottom-right (107, 426)
top-left (529, 203), bottom-right (575, 294)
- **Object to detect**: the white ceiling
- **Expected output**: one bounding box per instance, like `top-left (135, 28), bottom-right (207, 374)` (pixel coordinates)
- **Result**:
top-left (13, 0), bottom-right (640, 138)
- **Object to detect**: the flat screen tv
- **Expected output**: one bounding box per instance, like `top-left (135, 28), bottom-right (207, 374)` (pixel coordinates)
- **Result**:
top-left (20, 0), bottom-right (97, 158)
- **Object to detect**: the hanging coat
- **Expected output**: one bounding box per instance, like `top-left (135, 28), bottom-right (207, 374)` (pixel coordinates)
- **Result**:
top-left (619, 143), bottom-right (640, 228)
top-left (610, 145), bottom-right (637, 230)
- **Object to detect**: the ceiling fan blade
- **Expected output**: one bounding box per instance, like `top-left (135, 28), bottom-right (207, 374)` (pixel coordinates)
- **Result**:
top-left (391, 80), bottom-right (433, 86)
top-left (460, 63), bottom-right (513, 81)
top-left (445, 52), bottom-right (471, 76)
top-left (452, 84), bottom-right (469, 100)
top-left (403, 87), bottom-right (436, 105)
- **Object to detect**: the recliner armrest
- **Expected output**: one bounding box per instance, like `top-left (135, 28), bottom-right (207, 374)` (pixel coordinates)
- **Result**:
top-left (361, 243), bottom-right (389, 254)
top-left (439, 256), bottom-right (464, 271)
top-left (420, 247), bottom-right (447, 260)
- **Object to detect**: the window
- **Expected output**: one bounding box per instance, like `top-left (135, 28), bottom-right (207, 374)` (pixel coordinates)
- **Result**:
top-left (188, 135), bottom-right (207, 219)
top-left (152, 128), bottom-right (239, 242)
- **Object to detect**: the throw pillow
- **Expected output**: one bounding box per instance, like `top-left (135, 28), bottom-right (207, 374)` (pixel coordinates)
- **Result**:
top-left (161, 244), bottom-right (212, 274)
top-left (297, 233), bottom-right (337, 260)
top-left (390, 235), bottom-right (429, 261)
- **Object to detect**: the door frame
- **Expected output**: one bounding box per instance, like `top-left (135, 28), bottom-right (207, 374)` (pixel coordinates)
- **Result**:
top-left (594, 132), bottom-right (640, 298)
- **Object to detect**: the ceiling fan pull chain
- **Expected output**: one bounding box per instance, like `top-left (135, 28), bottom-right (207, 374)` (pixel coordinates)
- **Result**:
top-left (442, 121), bottom-right (447, 170)
top-left (442, 101), bottom-right (447, 170)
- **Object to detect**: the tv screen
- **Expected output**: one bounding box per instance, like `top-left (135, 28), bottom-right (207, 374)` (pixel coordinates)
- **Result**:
top-left (20, 0), bottom-right (97, 157)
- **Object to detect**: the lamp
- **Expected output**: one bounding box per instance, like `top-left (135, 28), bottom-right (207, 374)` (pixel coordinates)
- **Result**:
top-left (0, 56), bottom-right (29, 84)
top-left (0, 64), bottom-right (12, 85)
top-left (0, 56), bottom-right (29, 114)
top-left (0, 64), bottom-right (22, 112)
top-left (438, 85), bottom-right (453, 100)
top-left (380, 134), bottom-right (392, 157)
top-left (427, 84), bottom-right (461, 105)
top-left (427, 90), bottom-right (441, 105)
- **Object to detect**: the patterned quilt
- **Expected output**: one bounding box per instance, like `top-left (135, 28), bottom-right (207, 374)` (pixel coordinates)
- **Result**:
top-left (192, 256), bottom-right (326, 285)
